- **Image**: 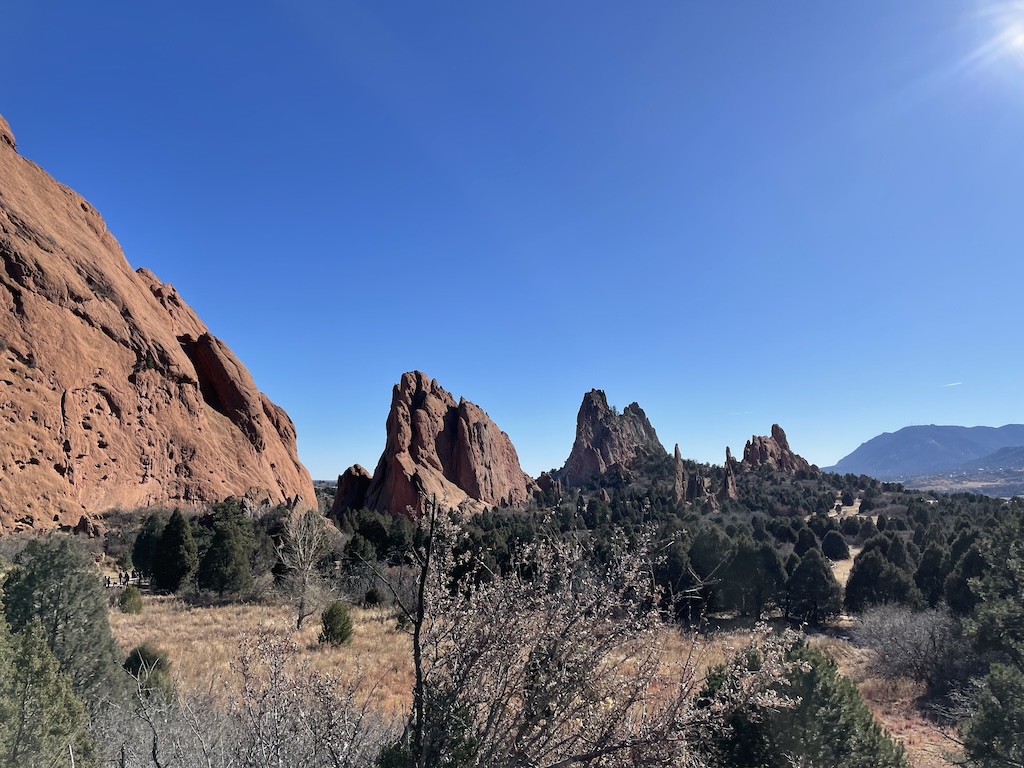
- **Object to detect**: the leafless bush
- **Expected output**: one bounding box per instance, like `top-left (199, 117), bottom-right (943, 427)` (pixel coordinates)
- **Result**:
top-left (95, 627), bottom-right (397, 767)
top-left (855, 604), bottom-right (978, 695)
top-left (388, 502), bottom-right (796, 768)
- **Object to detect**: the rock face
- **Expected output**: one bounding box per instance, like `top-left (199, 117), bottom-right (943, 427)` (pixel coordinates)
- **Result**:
top-left (362, 372), bottom-right (535, 516)
top-left (673, 444), bottom-right (687, 503)
top-left (0, 113), bottom-right (315, 532)
top-left (718, 447), bottom-right (739, 503)
top-left (331, 464), bottom-right (372, 516)
top-left (561, 390), bottom-right (665, 488)
top-left (741, 424), bottom-right (813, 474)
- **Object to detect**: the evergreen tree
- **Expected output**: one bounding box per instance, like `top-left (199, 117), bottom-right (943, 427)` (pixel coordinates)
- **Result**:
top-left (132, 513), bottom-right (165, 579)
top-left (794, 527), bottom-right (819, 557)
top-left (844, 549), bottom-right (920, 614)
top-left (707, 640), bottom-right (907, 767)
top-left (944, 542), bottom-right (986, 617)
top-left (0, 617), bottom-right (97, 768)
top-left (152, 510), bottom-right (198, 592)
top-left (913, 543), bottom-right (950, 608)
top-left (197, 520), bottom-right (253, 596)
top-left (1, 534), bottom-right (127, 710)
top-left (821, 530), bottom-right (851, 560)
top-left (723, 537), bottom-right (787, 619)
top-left (787, 549), bottom-right (841, 625)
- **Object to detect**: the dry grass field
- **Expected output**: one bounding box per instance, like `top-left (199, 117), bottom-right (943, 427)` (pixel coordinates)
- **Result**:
top-left (109, 594), bottom-right (959, 768)
top-left (109, 595), bottom-right (414, 718)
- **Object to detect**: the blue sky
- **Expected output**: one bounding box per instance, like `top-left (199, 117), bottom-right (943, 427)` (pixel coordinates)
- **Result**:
top-left (3, 1), bottom-right (1023, 480)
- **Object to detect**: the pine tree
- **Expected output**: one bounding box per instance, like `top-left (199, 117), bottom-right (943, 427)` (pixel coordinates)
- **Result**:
top-left (787, 548), bottom-right (841, 625)
top-left (153, 509), bottom-right (198, 592)
top-left (1, 534), bottom-right (127, 710)
top-left (0, 618), bottom-right (97, 768)
top-left (132, 513), bottom-right (165, 579)
top-left (198, 521), bottom-right (253, 596)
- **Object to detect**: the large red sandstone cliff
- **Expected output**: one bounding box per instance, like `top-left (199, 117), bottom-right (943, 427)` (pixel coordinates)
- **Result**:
top-left (350, 372), bottom-right (535, 516)
top-left (0, 114), bottom-right (315, 532)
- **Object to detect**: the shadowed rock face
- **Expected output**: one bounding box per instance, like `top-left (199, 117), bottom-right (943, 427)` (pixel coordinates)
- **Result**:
top-left (0, 113), bottom-right (315, 532)
top-left (561, 390), bottom-right (666, 488)
top-left (741, 424), bottom-right (813, 474)
top-left (332, 464), bottom-right (372, 516)
top-left (362, 372), bottom-right (536, 516)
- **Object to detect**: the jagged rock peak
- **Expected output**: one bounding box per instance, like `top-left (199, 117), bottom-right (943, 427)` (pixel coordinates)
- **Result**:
top-left (561, 389), bottom-right (666, 488)
top-left (719, 447), bottom-right (738, 502)
top-left (673, 444), bottom-right (688, 503)
top-left (0, 113), bottom-right (315, 532)
top-left (741, 424), bottom-right (814, 474)
top-left (362, 371), bottom-right (536, 517)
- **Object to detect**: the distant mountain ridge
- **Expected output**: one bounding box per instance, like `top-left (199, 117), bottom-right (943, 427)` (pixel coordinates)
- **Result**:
top-left (825, 424), bottom-right (1024, 479)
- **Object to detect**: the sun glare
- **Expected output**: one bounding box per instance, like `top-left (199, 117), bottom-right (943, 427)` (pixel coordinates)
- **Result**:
top-left (977, 1), bottom-right (1024, 68)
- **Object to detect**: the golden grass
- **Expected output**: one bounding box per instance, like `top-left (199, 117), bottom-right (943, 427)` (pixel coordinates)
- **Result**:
top-left (109, 595), bottom-right (413, 718)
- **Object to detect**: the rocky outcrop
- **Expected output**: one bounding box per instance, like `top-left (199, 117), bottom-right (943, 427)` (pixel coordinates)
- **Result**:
top-left (331, 464), bottom-right (372, 516)
top-left (561, 390), bottom-right (666, 488)
top-left (718, 447), bottom-right (739, 503)
top-left (741, 424), bottom-right (813, 474)
top-left (0, 113), bottom-right (315, 532)
top-left (362, 372), bottom-right (536, 516)
top-left (673, 444), bottom-right (687, 503)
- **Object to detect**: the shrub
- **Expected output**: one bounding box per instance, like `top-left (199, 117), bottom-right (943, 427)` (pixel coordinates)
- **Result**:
top-left (124, 643), bottom-right (173, 698)
top-left (319, 600), bottom-right (353, 646)
top-left (821, 530), bottom-right (850, 560)
top-left (364, 586), bottom-right (385, 606)
top-left (119, 585), bottom-right (143, 614)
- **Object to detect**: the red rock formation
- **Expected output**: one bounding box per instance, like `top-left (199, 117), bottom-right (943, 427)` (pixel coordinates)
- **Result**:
top-left (741, 424), bottom-right (814, 474)
top-left (362, 372), bottom-right (536, 516)
top-left (719, 447), bottom-right (739, 503)
top-left (673, 444), bottom-right (688, 503)
top-left (0, 113), bottom-right (315, 532)
top-left (331, 464), bottom-right (372, 516)
top-left (562, 390), bottom-right (666, 488)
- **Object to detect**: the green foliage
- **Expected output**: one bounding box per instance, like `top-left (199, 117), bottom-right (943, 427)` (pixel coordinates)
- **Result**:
top-left (319, 600), bottom-right (353, 646)
top-left (708, 641), bottom-right (907, 768)
top-left (132, 513), bottom-right (164, 578)
top-left (969, 511), bottom-right (1024, 666)
top-left (124, 643), bottom-right (174, 699)
top-left (119, 585), bottom-right (143, 614)
top-left (722, 537), bottom-right (787, 619)
top-left (844, 549), bottom-right (921, 614)
top-left (913, 543), bottom-right (950, 608)
top-left (794, 526), bottom-right (819, 557)
top-left (198, 518), bottom-right (254, 596)
top-left (787, 548), bottom-right (842, 625)
top-left (152, 509), bottom-right (198, 592)
top-left (944, 542), bottom-right (986, 617)
top-left (962, 663), bottom-right (1024, 767)
top-left (0, 617), bottom-right (97, 768)
top-left (1, 534), bottom-right (127, 709)
top-left (822, 529), bottom-right (851, 560)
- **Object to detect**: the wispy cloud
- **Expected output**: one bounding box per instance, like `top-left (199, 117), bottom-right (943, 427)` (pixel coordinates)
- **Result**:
top-left (943, 382), bottom-right (962, 388)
